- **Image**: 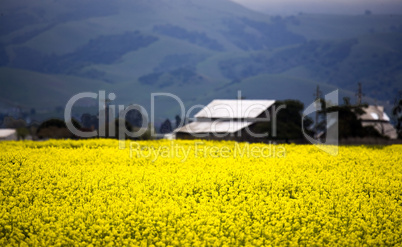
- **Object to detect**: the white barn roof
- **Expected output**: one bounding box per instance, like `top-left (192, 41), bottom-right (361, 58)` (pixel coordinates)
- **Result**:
top-left (195, 100), bottom-right (275, 119)
top-left (0, 129), bottom-right (17, 140)
top-left (358, 105), bottom-right (397, 139)
top-left (360, 105), bottom-right (391, 122)
top-left (174, 121), bottom-right (253, 134)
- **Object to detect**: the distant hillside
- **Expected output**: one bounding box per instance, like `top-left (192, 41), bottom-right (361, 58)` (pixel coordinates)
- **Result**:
top-left (1, 0), bottom-right (401, 119)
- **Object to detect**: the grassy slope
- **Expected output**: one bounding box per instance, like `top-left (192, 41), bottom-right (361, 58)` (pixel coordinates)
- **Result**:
top-left (0, 67), bottom-right (111, 109)
top-left (0, 0), bottom-right (401, 117)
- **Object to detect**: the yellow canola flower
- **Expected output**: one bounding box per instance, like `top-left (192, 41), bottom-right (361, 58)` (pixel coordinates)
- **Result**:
top-left (0, 140), bottom-right (401, 246)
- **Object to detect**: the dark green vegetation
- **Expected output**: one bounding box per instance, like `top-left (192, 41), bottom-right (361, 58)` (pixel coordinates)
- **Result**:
top-left (153, 25), bottom-right (224, 51)
top-left (251, 100), bottom-right (314, 141)
top-left (1, 0), bottom-right (401, 119)
top-left (221, 17), bottom-right (305, 50)
top-left (10, 31), bottom-right (158, 76)
top-left (392, 99), bottom-right (402, 138)
top-left (321, 98), bottom-right (385, 139)
top-left (36, 118), bottom-right (81, 139)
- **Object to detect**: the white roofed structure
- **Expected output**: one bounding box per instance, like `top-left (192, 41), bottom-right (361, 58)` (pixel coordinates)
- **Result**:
top-left (195, 100), bottom-right (275, 119)
top-left (175, 121), bottom-right (254, 134)
top-left (359, 105), bottom-right (398, 139)
top-left (174, 99), bottom-right (275, 141)
top-left (0, 129), bottom-right (17, 141)
top-left (359, 105), bottom-right (390, 122)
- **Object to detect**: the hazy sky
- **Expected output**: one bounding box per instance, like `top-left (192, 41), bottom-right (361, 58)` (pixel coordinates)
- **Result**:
top-left (231, 0), bottom-right (402, 15)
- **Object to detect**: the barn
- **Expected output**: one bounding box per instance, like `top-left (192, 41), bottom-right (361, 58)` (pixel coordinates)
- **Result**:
top-left (359, 105), bottom-right (398, 139)
top-left (0, 129), bottom-right (17, 141)
top-left (174, 99), bottom-right (275, 142)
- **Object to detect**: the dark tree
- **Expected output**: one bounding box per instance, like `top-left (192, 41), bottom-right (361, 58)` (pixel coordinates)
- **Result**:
top-left (159, 119), bottom-right (173, 134)
top-left (81, 113), bottom-right (99, 130)
top-left (274, 100), bottom-right (313, 140)
top-left (124, 108), bottom-right (143, 128)
top-left (325, 99), bottom-right (383, 139)
top-left (16, 128), bottom-right (30, 140)
top-left (37, 118), bottom-right (81, 139)
top-left (392, 99), bottom-right (402, 138)
top-left (253, 100), bottom-right (313, 140)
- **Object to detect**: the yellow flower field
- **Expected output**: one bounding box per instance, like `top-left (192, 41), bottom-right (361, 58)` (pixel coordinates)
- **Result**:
top-left (1, 140), bottom-right (402, 246)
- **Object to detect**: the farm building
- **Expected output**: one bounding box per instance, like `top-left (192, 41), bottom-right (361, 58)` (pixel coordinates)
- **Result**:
top-left (0, 129), bottom-right (17, 141)
top-left (174, 99), bottom-right (275, 141)
top-left (359, 105), bottom-right (398, 139)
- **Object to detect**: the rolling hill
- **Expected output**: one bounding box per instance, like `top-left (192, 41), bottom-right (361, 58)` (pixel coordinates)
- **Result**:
top-left (1, 0), bottom-right (401, 122)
